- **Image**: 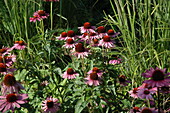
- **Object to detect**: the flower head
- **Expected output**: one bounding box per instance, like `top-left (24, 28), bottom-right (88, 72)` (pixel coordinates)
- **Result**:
top-left (12, 41), bottom-right (27, 50)
top-left (107, 29), bottom-right (120, 38)
top-left (85, 72), bottom-right (102, 86)
top-left (137, 88), bottom-right (156, 100)
top-left (71, 43), bottom-right (90, 59)
top-left (0, 93), bottom-right (28, 113)
top-left (142, 67), bottom-right (170, 87)
top-left (87, 67), bottom-right (103, 77)
top-left (118, 75), bottom-right (131, 86)
top-left (97, 26), bottom-right (107, 38)
top-left (99, 36), bottom-right (115, 48)
top-left (42, 96), bottom-right (60, 113)
top-left (109, 57), bottom-right (122, 65)
top-left (78, 22), bottom-right (96, 34)
top-left (30, 10), bottom-right (49, 22)
top-left (129, 88), bottom-right (139, 98)
top-left (56, 32), bottom-right (67, 40)
top-left (130, 107), bottom-right (140, 113)
top-left (62, 68), bottom-right (79, 79)
top-left (62, 38), bottom-right (76, 48)
top-left (1, 74), bottom-right (24, 95)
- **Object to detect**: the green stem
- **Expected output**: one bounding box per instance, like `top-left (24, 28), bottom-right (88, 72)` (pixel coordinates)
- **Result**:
top-left (50, 2), bottom-right (53, 30)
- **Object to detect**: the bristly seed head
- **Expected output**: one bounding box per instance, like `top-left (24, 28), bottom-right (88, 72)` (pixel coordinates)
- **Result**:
top-left (0, 63), bottom-right (6, 72)
top-left (67, 30), bottom-right (75, 37)
top-left (118, 75), bottom-right (126, 82)
top-left (90, 72), bottom-right (98, 80)
top-left (107, 29), bottom-right (115, 35)
top-left (141, 108), bottom-right (152, 113)
top-left (38, 10), bottom-right (46, 16)
top-left (66, 38), bottom-right (74, 44)
top-left (152, 70), bottom-right (165, 81)
top-left (97, 26), bottom-right (106, 33)
top-left (133, 88), bottom-right (138, 94)
top-left (133, 107), bottom-right (140, 112)
top-left (93, 39), bottom-right (99, 44)
top-left (75, 43), bottom-right (85, 52)
top-left (46, 100), bottom-right (54, 108)
top-left (6, 93), bottom-right (17, 102)
top-left (0, 48), bottom-right (7, 54)
top-left (3, 74), bottom-right (16, 86)
top-left (90, 32), bottom-right (96, 36)
top-left (84, 22), bottom-right (91, 29)
top-left (67, 68), bottom-right (74, 74)
top-left (61, 32), bottom-right (67, 37)
top-left (103, 36), bottom-right (111, 42)
top-left (92, 67), bottom-right (99, 73)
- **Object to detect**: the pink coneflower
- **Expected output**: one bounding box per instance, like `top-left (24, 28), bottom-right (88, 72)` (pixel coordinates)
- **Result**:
top-left (66, 30), bottom-right (78, 40)
top-left (107, 29), bottom-right (120, 38)
top-left (99, 36), bottom-right (115, 48)
top-left (62, 68), bottom-right (79, 79)
top-left (85, 72), bottom-right (102, 86)
top-left (137, 88), bottom-right (156, 100)
top-left (12, 41), bottom-right (27, 50)
top-left (129, 88), bottom-right (139, 98)
top-left (0, 63), bottom-right (16, 75)
top-left (42, 96), bottom-right (60, 113)
top-left (91, 39), bottom-right (100, 47)
top-left (109, 58), bottom-right (122, 65)
top-left (0, 47), bottom-right (11, 56)
top-left (118, 75), bottom-right (131, 86)
top-left (88, 32), bottom-right (100, 40)
top-left (0, 55), bottom-right (16, 67)
top-left (56, 32), bottom-right (67, 40)
top-left (1, 74), bottom-right (24, 95)
top-left (140, 107), bottom-right (158, 113)
top-left (142, 67), bottom-right (170, 87)
top-left (78, 22), bottom-right (96, 34)
top-left (30, 15), bottom-right (41, 22)
top-left (71, 43), bottom-right (90, 59)
top-left (62, 38), bottom-right (76, 48)
top-left (0, 93), bottom-right (28, 113)
top-left (34, 10), bottom-right (49, 19)
top-left (97, 26), bottom-right (107, 38)
top-left (87, 67), bottom-right (103, 77)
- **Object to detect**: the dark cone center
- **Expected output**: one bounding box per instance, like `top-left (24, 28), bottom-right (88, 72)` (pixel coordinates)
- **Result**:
top-left (67, 30), bottom-right (75, 37)
top-left (75, 43), bottom-right (85, 52)
top-left (66, 38), bottom-right (74, 44)
top-left (6, 94), bottom-right (17, 102)
top-left (0, 63), bottom-right (6, 72)
top-left (118, 75), bottom-right (126, 82)
top-left (4, 74), bottom-right (16, 86)
top-left (84, 22), bottom-right (91, 29)
top-left (133, 88), bottom-right (138, 94)
top-left (141, 108), bottom-right (152, 113)
top-left (61, 32), bottom-right (67, 37)
top-left (97, 26), bottom-right (106, 33)
top-left (46, 100), bottom-right (54, 108)
top-left (90, 72), bottom-right (98, 80)
top-left (93, 39), bottom-right (99, 44)
top-left (67, 68), bottom-right (74, 75)
top-left (103, 36), bottom-right (111, 42)
top-left (107, 29), bottom-right (115, 35)
top-left (152, 70), bottom-right (165, 81)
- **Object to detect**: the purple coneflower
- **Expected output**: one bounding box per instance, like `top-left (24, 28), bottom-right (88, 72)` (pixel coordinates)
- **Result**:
top-left (62, 68), bottom-right (79, 79)
top-left (99, 36), bottom-right (115, 48)
top-left (85, 72), bottom-right (102, 86)
top-left (137, 88), bottom-right (156, 100)
top-left (118, 75), bottom-right (131, 86)
top-left (71, 43), bottom-right (90, 59)
top-left (34, 10), bottom-right (49, 19)
top-left (42, 96), bottom-right (60, 113)
top-left (56, 32), bottom-right (67, 40)
top-left (140, 107), bottom-right (158, 113)
top-left (97, 26), bottom-right (107, 38)
top-left (12, 41), bottom-right (27, 50)
top-left (0, 93), bottom-right (28, 113)
top-left (109, 58), bottom-right (122, 65)
top-left (91, 39), bottom-right (100, 47)
top-left (78, 22), bottom-right (96, 34)
top-left (87, 67), bottom-right (103, 77)
top-left (88, 32), bottom-right (100, 40)
top-left (65, 30), bottom-right (78, 40)
top-left (0, 55), bottom-right (16, 67)
top-left (107, 29), bottom-right (120, 38)
top-left (1, 74), bottom-right (24, 95)
top-left (0, 63), bottom-right (16, 75)
top-left (129, 88), bottom-right (139, 98)
top-left (142, 67), bottom-right (170, 87)
top-left (30, 15), bottom-right (41, 22)
top-left (62, 38), bottom-right (76, 49)
top-left (0, 47), bottom-right (11, 56)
